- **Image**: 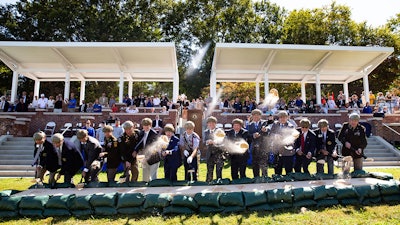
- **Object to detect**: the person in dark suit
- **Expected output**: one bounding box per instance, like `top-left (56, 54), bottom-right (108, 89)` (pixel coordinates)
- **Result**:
top-left (179, 121), bottom-right (200, 182)
top-left (338, 113), bottom-right (368, 171)
top-left (75, 129), bottom-right (103, 183)
top-left (226, 118), bottom-right (249, 180)
top-left (79, 100), bottom-right (88, 112)
top-left (32, 131), bottom-right (54, 182)
top-left (294, 118), bottom-right (316, 174)
top-left (204, 116), bottom-right (225, 182)
top-left (161, 124), bottom-right (181, 181)
top-left (0, 96), bottom-right (9, 112)
top-left (15, 98), bottom-right (28, 112)
top-left (48, 133), bottom-right (84, 187)
top-left (247, 109), bottom-right (268, 177)
top-left (314, 119), bottom-right (337, 174)
top-left (152, 114), bottom-right (164, 134)
top-left (19, 91), bottom-right (31, 107)
top-left (102, 125), bottom-right (121, 183)
top-left (118, 121), bottom-right (140, 182)
top-left (233, 97), bottom-right (242, 113)
top-left (135, 118), bottom-right (159, 182)
top-left (268, 111), bottom-right (296, 175)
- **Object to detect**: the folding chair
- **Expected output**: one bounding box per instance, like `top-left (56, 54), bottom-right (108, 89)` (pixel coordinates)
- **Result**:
top-left (44, 122), bottom-right (56, 136)
top-left (60, 122), bottom-right (73, 137)
top-left (224, 123), bottom-right (232, 131)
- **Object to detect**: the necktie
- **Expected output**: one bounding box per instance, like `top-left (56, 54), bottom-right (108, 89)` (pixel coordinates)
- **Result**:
top-left (143, 132), bottom-right (148, 147)
top-left (301, 134), bottom-right (305, 153)
top-left (57, 147), bottom-right (62, 166)
top-left (235, 132), bottom-right (237, 137)
top-left (81, 144), bottom-right (87, 161)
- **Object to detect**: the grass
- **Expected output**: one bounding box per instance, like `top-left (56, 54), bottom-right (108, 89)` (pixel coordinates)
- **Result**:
top-left (0, 162), bottom-right (399, 225)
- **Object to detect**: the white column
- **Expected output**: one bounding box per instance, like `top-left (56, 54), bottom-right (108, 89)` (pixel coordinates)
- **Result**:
top-left (301, 82), bottom-right (306, 102)
top-left (343, 82), bottom-right (349, 103)
top-left (80, 81), bottom-right (86, 104)
top-left (315, 73), bottom-right (322, 105)
top-left (264, 72), bottom-right (269, 99)
top-left (119, 72), bottom-right (124, 103)
top-left (64, 72), bottom-right (70, 101)
top-left (128, 81), bottom-right (133, 98)
top-left (173, 71), bottom-right (179, 103)
top-left (255, 81), bottom-right (260, 104)
top-left (363, 74), bottom-right (370, 103)
top-left (34, 80), bottom-right (40, 99)
top-left (210, 71), bottom-right (217, 99)
top-left (10, 71), bottom-right (19, 103)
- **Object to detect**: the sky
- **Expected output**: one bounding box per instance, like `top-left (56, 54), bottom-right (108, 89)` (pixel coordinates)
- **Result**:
top-left (1, 0), bottom-right (399, 27)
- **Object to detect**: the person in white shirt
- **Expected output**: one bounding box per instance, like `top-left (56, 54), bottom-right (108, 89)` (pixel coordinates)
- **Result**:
top-left (153, 94), bottom-right (161, 107)
top-left (47, 96), bottom-right (55, 108)
top-left (112, 118), bottom-right (124, 138)
top-left (37, 94), bottom-right (48, 109)
top-left (126, 105), bottom-right (139, 113)
top-left (32, 96), bottom-right (38, 108)
top-left (327, 96), bottom-right (337, 109)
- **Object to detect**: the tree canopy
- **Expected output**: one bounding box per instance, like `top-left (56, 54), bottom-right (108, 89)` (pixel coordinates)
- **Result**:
top-left (0, 0), bottom-right (399, 102)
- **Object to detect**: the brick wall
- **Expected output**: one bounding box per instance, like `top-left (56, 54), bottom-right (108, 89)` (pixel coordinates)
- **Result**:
top-left (1, 110), bottom-right (399, 144)
top-left (0, 110), bottom-right (178, 137)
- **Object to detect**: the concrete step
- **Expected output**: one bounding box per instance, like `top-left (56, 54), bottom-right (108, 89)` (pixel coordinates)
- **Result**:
top-left (6, 138), bottom-right (33, 142)
top-left (366, 152), bottom-right (398, 157)
top-left (366, 157), bottom-right (400, 161)
top-left (0, 146), bottom-right (34, 150)
top-left (364, 161), bottom-right (400, 167)
top-left (0, 170), bottom-right (35, 177)
top-left (0, 155), bottom-right (32, 160)
top-left (364, 148), bottom-right (392, 153)
top-left (0, 160), bottom-right (31, 165)
top-left (1, 141), bottom-right (33, 146)
top-left (0, 149), bottom-right (33, 155)
top-left (366, 144), bottom-right (386, 149)
top-left (0, 165), bottom-right (33, 170)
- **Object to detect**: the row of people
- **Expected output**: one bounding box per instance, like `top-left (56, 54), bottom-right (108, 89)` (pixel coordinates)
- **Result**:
top-left (32, 110), bottom-right (367, 186)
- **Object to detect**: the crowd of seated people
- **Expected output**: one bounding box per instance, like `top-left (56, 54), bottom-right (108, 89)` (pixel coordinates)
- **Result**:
top-left (1, 89), bottom-right (399, 117)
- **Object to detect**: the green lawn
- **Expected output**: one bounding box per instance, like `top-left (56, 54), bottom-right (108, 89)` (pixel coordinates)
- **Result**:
top-left (0, 162), bottom-right (399, 225)
top-left (1, 162), bottom-right (399, 191)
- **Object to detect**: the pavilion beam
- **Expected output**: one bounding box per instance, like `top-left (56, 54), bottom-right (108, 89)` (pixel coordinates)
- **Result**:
top-left (343, 82), bottom-right (349, 103)
top-left (301, 82), bottom-right (306, 103)
top-left (363, 73), bottom-right (370, 104)
top-left (315, 73), bottom-right (322, 105)
top-left (10, 71), bottom-right (18, 103)
top-left (173, 71), bottom-right (179, 103)
top-left (80, 81), bottom-right (86, 104)
top-left (34, 80), bottom-right (40, 99)
top-left (119, 72), bottom-right (124, 103)
top-left (255, 81), bottom-right (260, 104)
top-left (128, 81), bottom-right (133, 98)
top-left (64, 72), bottom-right (70, 101)
top-left (210, 71), bottom-right (217, 99)
top-left (264, 72), bottom-right (269, 100)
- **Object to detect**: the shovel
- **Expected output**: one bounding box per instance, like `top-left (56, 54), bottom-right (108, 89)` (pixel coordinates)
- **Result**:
top-left (119, 166), bottom-right (130, 183)
top-left (76, 177), bottom-right (85, 190)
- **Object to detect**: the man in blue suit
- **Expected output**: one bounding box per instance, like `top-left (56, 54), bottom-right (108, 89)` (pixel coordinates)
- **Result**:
top-left (247, 109), bottom-right (268, 177)
top-left (48, 133), bottom-right (84, 187)
top-left (161, 124), bottom-right (181, 181)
